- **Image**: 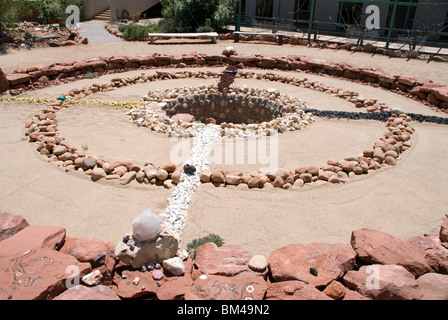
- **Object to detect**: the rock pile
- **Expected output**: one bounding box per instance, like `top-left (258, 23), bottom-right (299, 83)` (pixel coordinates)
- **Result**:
top-left (1, 211), bottom-right (447, 300)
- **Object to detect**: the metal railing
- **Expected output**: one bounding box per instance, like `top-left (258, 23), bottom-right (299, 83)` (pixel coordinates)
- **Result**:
top-left (234, 0), bottom-right (448, 49)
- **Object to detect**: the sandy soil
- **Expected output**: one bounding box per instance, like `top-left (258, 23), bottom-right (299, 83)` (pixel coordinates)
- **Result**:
top-left (1, 34), bottom-right (448, 256)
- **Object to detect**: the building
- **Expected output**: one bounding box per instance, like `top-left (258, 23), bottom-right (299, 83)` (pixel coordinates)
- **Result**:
top-left (83, 0), bottom-right (161, 21)
top-left (240, 0), bottom-right (448, 43)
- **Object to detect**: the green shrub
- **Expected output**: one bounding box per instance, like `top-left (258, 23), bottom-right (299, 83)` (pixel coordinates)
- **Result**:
top-left (120, 22), bottom-right (157, 41)
top-left (160, 0), bottom-right (237, 33)
top-left (187, 233), bottom-right (224, 259)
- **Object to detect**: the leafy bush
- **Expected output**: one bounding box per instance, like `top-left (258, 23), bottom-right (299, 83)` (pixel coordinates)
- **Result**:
top-left (120, 22), bottom-right (157, 41)
top-left (187, 233), bottom-right (224, 259)
top-left (160, 0), bottom-right (237, 33)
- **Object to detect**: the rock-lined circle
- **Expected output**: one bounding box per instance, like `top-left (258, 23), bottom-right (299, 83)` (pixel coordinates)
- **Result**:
top-left (21, 68), bottom-right (415, 190)
top-left (132, 84), bottom-right (315, 138)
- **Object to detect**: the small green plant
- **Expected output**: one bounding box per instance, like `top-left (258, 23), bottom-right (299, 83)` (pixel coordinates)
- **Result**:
top-left (82, 144), bottom-right (88, 151)
top-left (86, 72), bottom-right (98, 79)
top-left (120, 22), bottom-right (157, 41)
top-left (187, 233), bottom-right (224, 259)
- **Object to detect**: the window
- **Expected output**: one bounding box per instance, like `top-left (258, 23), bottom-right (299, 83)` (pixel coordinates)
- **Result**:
top-left (339, 1), bottom-right (363, 25)
top-left (256, 0), bottom-right (274, 17)
top-left (294, 0), bottom-right (311, 21)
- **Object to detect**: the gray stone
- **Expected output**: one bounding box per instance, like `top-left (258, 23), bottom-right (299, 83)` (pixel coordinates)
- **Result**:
top-left (81, 158), bottom-right (97, 171)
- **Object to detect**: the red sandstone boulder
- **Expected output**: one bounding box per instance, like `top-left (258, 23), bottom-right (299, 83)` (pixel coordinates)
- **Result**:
top-left (194, 243), bottom-right (252, 276)
top-left (440, 217), bottom-right (448, 243)
top-left (53, 285), bottom-right (120, 300)
top-left (115, 269), bottom-right (158, 299)
top-left (66, 237), bottom-right (116, 269)
top-left (322, 280), bottom-right (346, 300)
top-left (156, 273), bottom-right (193, 300)
top-left (290, 284), bottom-right (334, 300)
top-left (6, 73), bottom-right (30, 86)
top-left (265, 280), bottom-right (306, 299)
top-left (268, 243), bottom-right (357, 287)
top-left (416, 273), bottom-right (448, 300)
top-left (430, 87), bottom-right (448, 103)
top-left (0, 248), bottom-right (90, 300)
top-left (0, 212), bottom-right (30, 241)
top-left (343, 264), bottom-right (422, 300)
top-left (350, 229), bottom-right (432, 277)
top-left (185, 272), bottom-right (267, 300)
top-left (0, 225), bottom-right (66, 257)
top-left (0, 67), bottom-right (10, 92)
top-left (407, 235), bottom-right (448, 274)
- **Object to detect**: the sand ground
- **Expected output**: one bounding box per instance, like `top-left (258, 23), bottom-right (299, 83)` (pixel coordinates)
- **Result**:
top-left (1, 29), bottom-right (448, 256)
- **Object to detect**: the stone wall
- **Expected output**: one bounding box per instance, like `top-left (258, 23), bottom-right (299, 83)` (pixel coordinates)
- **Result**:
top-left (2, 53), bottom-right (448, 113)
top-left (0, 211), bottom-right (447, 300)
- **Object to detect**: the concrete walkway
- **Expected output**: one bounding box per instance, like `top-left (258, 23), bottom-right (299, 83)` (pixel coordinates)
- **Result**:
top-left (77, 20), bottom-right (122, 43)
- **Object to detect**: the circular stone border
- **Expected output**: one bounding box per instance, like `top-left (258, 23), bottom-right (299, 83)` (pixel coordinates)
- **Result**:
top-left (131, 84), bottom-right (315, 138)
top-left (16, 68), bottom-right (416, 190)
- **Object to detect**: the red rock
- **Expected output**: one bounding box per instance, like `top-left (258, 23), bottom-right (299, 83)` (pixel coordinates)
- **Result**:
top-left (318, 170), bottom-right (335, 181)
top-left (299, 173), bottom-right (312, 183)
top-left (194, 243), bottom-right (252, 276)
top-left (185, 272), bottom-right (267, 300)
top-left (247, 177), bottom-right (260, 188)
top-left (0, 212), bottom-right (30, 241)
top-left (322, 280), bottom-right (346, 300)
top-left (268, 243), bottom-right (357, 287)
top-left (339, 160), bottom-right (354, 172)
top-left (53, 284), bottom-right (120, 300)
top-left (430, 86), bottom-right (448, 103)
top-left (385, 155), bottom-right (397, 166)
top-left (407, 235), bottom-right (448, 274)
top-left (265, 280), bottom-right (306, 299)
top-left (162, 162), bottom-right (177, 173)
top-left (6, 73), bottom-right (30, 86)
top-left (61, 40), bottom-right (77, 46)
top-left (0, 225), bottom-right (66, 257)
top-left (343, 288), bottom-right (371, 300)
top-left (306, 166), bottom-right (319, 176)
top-left (378, 73), bottom-right (396, 85)
top-left (416, 273), bottom-right (448, 300)
top-left (0, 67), bottom-right (10, 92)
top-left (210, 171), bottom-right (225, 184)
top-left (115, 270), bottom-right (157, 299)
top-left (273, 176), bottom-right (284, 188)
top-left (351, 228), bottom-right (432, 277)
top-left (66, 238), bottom-right (116, 269)
top-left (290, 284), bottom-right (334, 300)
top-left (119, 171), bottom-right (137, 185)
top-left (225, 175), bottom-right (241, 185)
top-left (343, 264), bottom-right (422, 300)
top-left (440, 217), bottom-right (448, 243)
top-left (156, 275), bottom-right (193, 300)
top-left (0, 248), bottom-right (90, 300)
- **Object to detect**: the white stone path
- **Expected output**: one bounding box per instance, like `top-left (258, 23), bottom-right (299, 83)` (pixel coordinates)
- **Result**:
top-left (160, 124), bottom-right (221, 241)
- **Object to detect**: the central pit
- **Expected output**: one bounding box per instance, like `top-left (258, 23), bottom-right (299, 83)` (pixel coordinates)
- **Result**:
top-left (133, 84), bottom-right (315, 138)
